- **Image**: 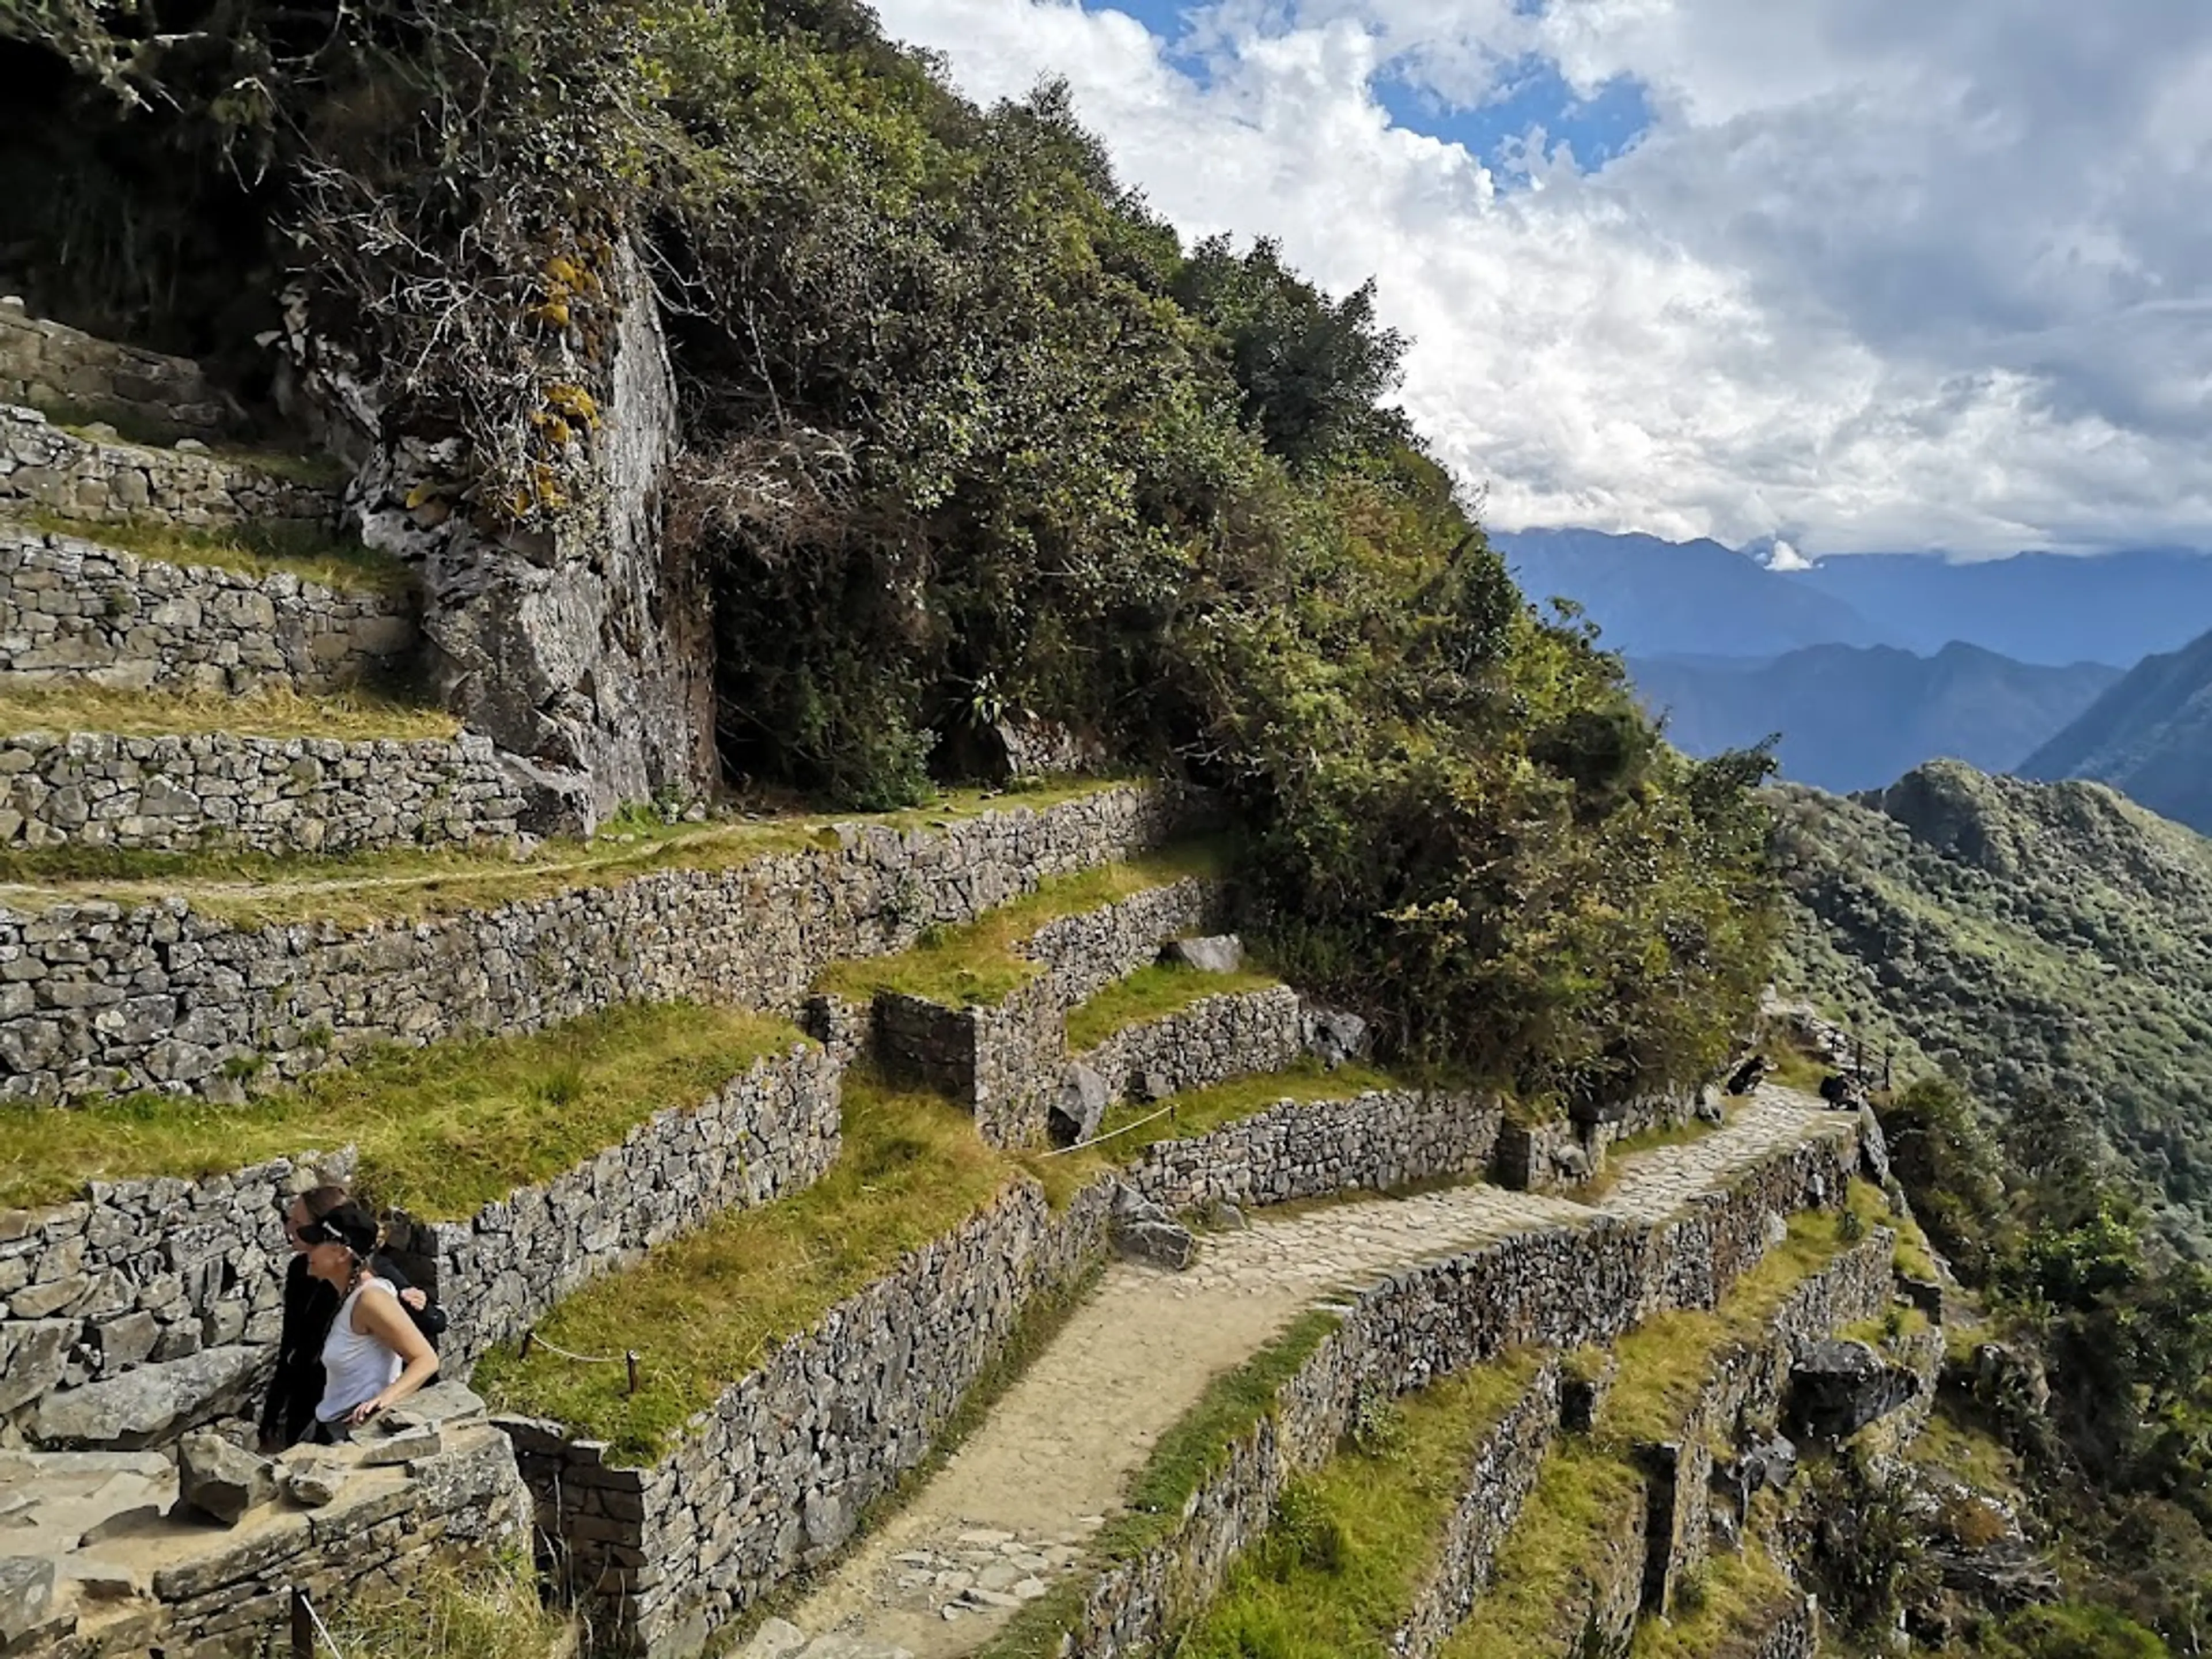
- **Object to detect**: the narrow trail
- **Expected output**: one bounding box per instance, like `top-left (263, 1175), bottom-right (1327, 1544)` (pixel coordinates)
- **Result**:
top-left (756, 1089), bottom-right (1847, 1659)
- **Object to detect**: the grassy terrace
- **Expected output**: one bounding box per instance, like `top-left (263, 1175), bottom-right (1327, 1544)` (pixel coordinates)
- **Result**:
top-left (1441, 1179), bottom-right (1892, 1656)
top-left (0, 1001), bottom-right (804, 1215)
top-left (1172, 1351), bottom-right (1548, 1659)
top-left (474, 1069), bottom-right (1016, 1461)
top-left (0, 775), bottom-right (1130, 926)
top-left (813, 839), bottom-right (1228, 1009)
top-left (1628, 1543), bottom-right (1797, 1659)
top-left (11, 506), bottom-right (412, 596)
top-left (0, 683), bottom-right (458, 744)
top-left (1062, 960), bottom-right (1281, 1051)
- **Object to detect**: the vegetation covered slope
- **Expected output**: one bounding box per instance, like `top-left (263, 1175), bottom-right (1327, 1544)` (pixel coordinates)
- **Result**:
top-left (1631, 641), bottom-right (2120, 792)
top-left (1774, 760), bottom-right (2212, 1241)
top-left (6, 0), bottom-right (1775, 1113)
top-left (2021, 624), bottom-right (2212, 834)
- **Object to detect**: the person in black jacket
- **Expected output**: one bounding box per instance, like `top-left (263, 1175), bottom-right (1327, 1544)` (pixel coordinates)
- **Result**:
top-left (256, 1184), bottom-right (444, 1451)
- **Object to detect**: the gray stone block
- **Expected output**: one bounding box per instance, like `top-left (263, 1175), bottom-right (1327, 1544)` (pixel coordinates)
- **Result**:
top-left (28, 1343), bottom-right (259, 1449)
top-left (177, 1430), bottom-right (278, 1526)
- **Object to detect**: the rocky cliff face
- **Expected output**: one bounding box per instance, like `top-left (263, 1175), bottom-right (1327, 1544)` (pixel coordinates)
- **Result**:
top-left (328, 244), bottom-right (717, 827)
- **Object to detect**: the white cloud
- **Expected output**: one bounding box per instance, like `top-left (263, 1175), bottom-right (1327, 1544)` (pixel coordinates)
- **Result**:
top-left (869, 0), bottom-right (2212, 557)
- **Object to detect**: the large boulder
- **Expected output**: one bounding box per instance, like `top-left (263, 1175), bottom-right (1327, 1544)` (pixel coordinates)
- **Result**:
top-left (0, 1321), bottom-right (74, 1416)
top-left (1108, 1185), bottom-right (1196, 1271)
top-left (176, 1431), bottom-right (278, 1527)
top-left (1301, 1006), bottom-right (1370, 1069)
top-left (28, 1346), bottom-right (260, 1450)
top-left (1786, 1339), bottom-right (1922, 1443)
top-left (1162, 935), bottom-right (1244, 975)
top-left (0, 1558), bottom-right (56, 1652)
top-left (1048, 1063), bottom-right (1111, 1149)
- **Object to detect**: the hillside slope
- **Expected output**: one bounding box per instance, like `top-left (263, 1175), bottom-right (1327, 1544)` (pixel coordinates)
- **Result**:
top-left (1774, 760), bottom-right (2212, 1241)
top-left (1630, 641), bottom-right (2120, 791)
top-left (2020, 624), bottom-right (2212, 832)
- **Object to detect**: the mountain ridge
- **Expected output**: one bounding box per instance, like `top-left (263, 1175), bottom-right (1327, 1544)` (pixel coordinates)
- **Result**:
top-left (2020, 624), bottom-right (2212, 832)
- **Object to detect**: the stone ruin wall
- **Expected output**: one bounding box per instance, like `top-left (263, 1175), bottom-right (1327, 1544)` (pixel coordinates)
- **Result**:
top-left (510, 1113), bottom-right (1868, 1657)
top-left (0, 729), bottom-right (531, 855)
top-left (0, 301), bottom-right (243, 446)
top-left (1076, 985), bottom-right (1305, 1107)
top-left (0, 783), bottom-right (1189, 1105)
top-left (0, 522), bottom-right (416, 696)
top-left (1059, 1125), bottom-right (1868, 1659)
top-left (0, 408), bottom-right (336, 529)
top-left (0, 1044), bottom-right (840, 1444)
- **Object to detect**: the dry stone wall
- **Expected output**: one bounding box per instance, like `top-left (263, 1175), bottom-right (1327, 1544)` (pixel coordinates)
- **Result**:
top-left (0, 522), bottom-right (416, 694)
top-left (0, 1043), bottom-right (839, 1441)
top-left (502, 1180), bottom-right (1116, 1659)
top-left (1050, 1126), bottom-right (1864, 1659)
top-left (1120, 1088), bottom-right (1502, 1214)
top-left (0, 729), bottom-right (528, 855)
top-left (0, 300), bottom-right (243, 445)
top-left (1077, 985), bottom-right (1303, 1105)
top-left (507, 1120), bottom-right (1865, 1658)
top-left (0, 783), bottom-right (1188, 1104)
top-left (869, 873), bottom-right (1229, 1146)
top-left (1389, 1357), bottom-right (1563, 1659)
top-left (0, 407), bottom-right (338, 528)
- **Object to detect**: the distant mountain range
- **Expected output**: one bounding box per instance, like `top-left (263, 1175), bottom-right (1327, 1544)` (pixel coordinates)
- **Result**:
top-left (1493, 528), bottom-right (2212, 666)
top-left (2021, 624), bottom-right (2212, 832)
top-left (1629, 642), bottom-right (2122, 793)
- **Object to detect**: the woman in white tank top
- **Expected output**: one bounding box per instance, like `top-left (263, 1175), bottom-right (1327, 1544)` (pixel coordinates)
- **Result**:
top-left (298, 1200), bottom-right (440, 1441)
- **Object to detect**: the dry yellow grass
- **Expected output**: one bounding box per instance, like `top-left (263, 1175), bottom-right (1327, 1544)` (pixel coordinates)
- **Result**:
top-left (0, 682), bottom-right (457, 743)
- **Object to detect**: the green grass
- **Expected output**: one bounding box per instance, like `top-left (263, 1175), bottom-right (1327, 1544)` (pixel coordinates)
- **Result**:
top-left (0, 681), bottom-right (456, 743)
top-left (1445, 1187), bottom-right (1886, 1656)
top-left (1174, 1351), bottom-right (1546, 1659)
top-left (980, 1310), bottom-right (1345, 1659)
top-left (813, 840), bottom-right (1228, 1008)
top-left (1062, 961), bottom-right (1280, 1051)
top-left (13, 506), bottom-right (411, 596)
top-left (331, 1550), bottom-right (575, 1659)
top-left (1629, 1543), bottom-right (1796, 1659)
top-left (0, 777), bottom-right (1134, 927)
top-left (473, 1069), bottom-right (1018, 1461)
top-left (0, 1001), bottom-right (802, 1215)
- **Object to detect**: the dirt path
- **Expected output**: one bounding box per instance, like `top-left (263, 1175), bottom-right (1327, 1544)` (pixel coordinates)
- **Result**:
top-left (753, 1089), bottom-right (1846, 1659)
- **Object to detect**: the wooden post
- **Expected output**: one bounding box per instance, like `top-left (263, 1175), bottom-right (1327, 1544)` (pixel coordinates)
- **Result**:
top-left (520, 1331), bottom-right (535, 1359)
top-left (626, 1350), bottom-right (640, 1396)
top-left (290, 1587), bottom-right (313, 1659)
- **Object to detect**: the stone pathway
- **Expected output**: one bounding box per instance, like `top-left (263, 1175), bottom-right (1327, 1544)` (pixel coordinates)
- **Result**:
top-left (753, 1088), bottom-right (1847, 1659)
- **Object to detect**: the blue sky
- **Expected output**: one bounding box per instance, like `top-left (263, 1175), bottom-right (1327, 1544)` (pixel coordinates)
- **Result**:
top-left (876, 0), bottom-right (2212, 558)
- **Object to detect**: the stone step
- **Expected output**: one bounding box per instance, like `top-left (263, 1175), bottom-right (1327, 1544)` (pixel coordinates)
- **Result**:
top-left (0, 518), bottom-right (416, 696)
top-left (0, 406), bottom-right (339, 532)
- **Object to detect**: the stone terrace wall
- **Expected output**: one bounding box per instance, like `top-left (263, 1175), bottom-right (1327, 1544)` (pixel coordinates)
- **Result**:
top-left (1, 407), bottom-right (339, 528)
top-left (503, 1179), bottom-right (1116, 1658)
top-left (1052, 1124), bottom-right (1863, 1659)
top-left (0, 522), bottom-right (416, 694)
top-left (1123, 1088), bottom-right (1502, 1215)
top-left (1390, 1357), bottom-right (1563, 1659)
top-left (1642, 1231), bottom-right (1896, 1619)
top-left (115, 1425), bottom-right (524, 1659)
top-left (0, 782), bottom-right (1188, 1104)
top-left (0, 1043), bottom-right (839, 1440)
top-left (0, 729), bottom-right (528, 855)
top-left (0, 301), bottom-right (242, 445)
top-left (870, 873), bottom-right (1229, 1146)
top-left (1078, 986), bottom-right (1303, 1105)
top-left (1753, 1597), bottom-right (1820, 1659)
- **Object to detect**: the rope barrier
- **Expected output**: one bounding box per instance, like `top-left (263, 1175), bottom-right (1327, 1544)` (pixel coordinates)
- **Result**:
top-left (1043, 1099), bottom-right (1177, 1156)
top-left (290, 1587), bottom-right (349, 1659)
top-left (520, 1331), bottom-right (642, 1394)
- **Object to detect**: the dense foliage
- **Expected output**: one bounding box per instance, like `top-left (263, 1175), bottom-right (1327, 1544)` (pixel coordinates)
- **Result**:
top-left (5, 0), bottom-right (1777, 1108)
